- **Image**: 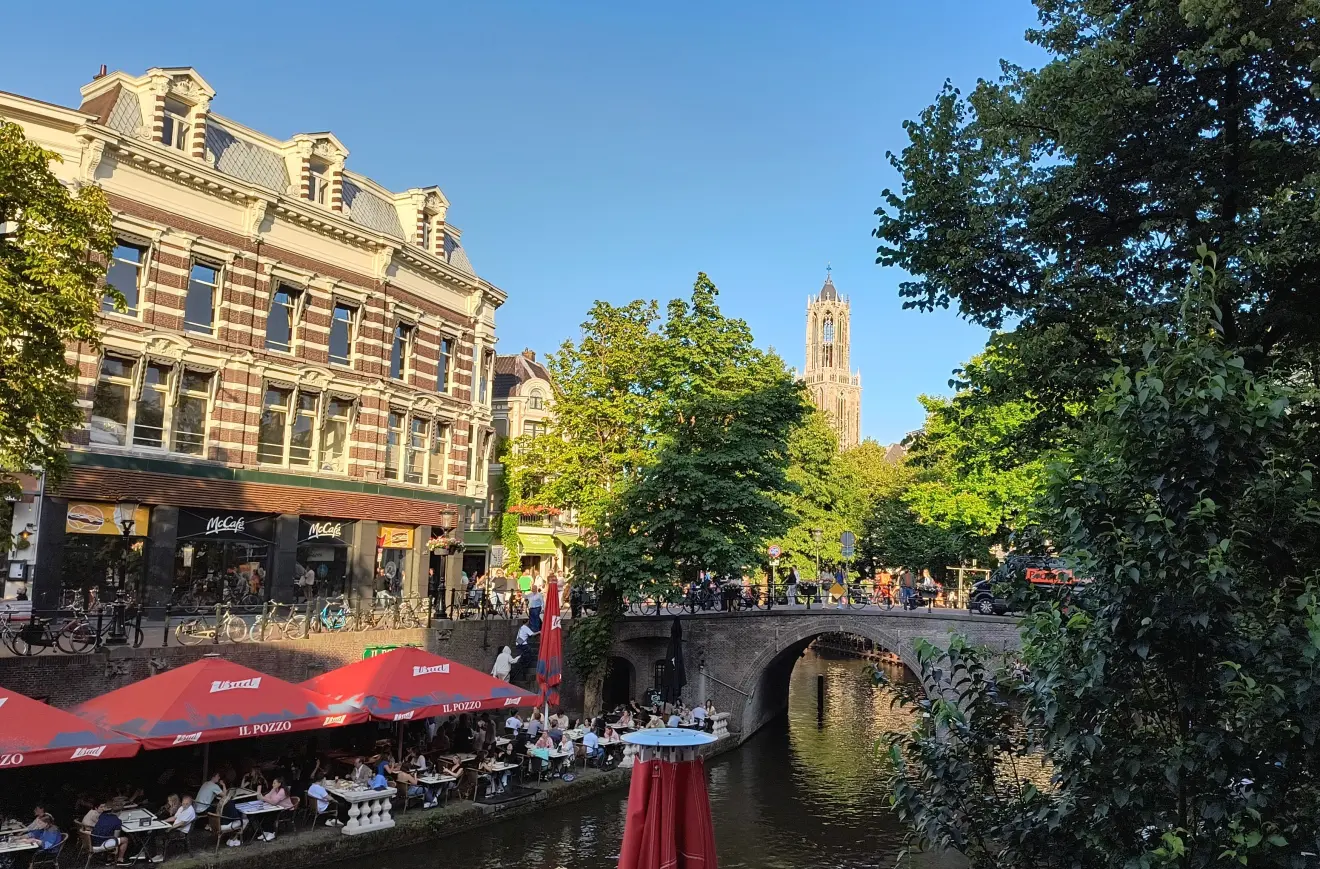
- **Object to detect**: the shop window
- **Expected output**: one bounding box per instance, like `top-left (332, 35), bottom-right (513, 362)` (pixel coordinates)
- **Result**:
top-left (406, 417), bottom-right (428, 484)
top-left (329, 303), bottom-right (356, 366)
top-left (257, 386), bottom-right (292, 464)
top-left (290, 391), bottom-right (317, 466)
top-left (90, 355), bottom-right (136, 446)
top-left (172, 370), bottom-right (212, 455)
top-left (527, 388), bottom-right (544, 411)
top-left (104, 242), bottom-right (145, 316)
top-left (265, 284), bottom-right (300, 353)
top-left (321, 397), bottom-right (352, 473)
top-left (436, 335), bottom-right (453, 392)
top-left (385, 411), bottom-right (404, 480)
top-left (430, 421), bottom-right (450, 487)
top-left (391, 323), bottom-right (414, 381)
top-left (132, 362), bottom-right (171, 448)
top-left (184, 261), bottom-right (219, 335)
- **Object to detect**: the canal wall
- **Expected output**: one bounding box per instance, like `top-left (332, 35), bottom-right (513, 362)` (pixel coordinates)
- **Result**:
top-left (159, 735), bottom-right (739, 869)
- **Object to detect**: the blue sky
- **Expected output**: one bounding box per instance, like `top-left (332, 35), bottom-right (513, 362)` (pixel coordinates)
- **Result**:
top-left (2, 1), bottom-right (1044, 444)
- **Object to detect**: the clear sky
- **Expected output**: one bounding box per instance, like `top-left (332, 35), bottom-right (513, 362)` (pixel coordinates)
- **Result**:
top-left (2, 1), bottom-right (1045, 445)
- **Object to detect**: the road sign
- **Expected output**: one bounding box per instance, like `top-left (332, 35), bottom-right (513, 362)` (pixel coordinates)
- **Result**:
top-left (840, 531), bottom-right (856, 559)
top-left (767, 544), bottom-right (782, 558)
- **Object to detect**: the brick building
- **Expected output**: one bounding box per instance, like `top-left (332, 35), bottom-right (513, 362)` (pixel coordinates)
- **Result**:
top-left (1, 66), bottom-right (505, 609)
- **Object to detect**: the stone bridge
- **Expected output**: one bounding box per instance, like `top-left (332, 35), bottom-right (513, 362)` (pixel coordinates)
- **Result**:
top-left (608, 609), bottom-right (1020, 739)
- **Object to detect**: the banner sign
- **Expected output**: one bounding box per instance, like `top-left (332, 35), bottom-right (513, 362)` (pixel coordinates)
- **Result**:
top-left (176, 510), bottom-right (275, 542)
top-left (65, 502), bottom-right (151, 536)
top-left (377, 524), bottom-right (415, 550)
top-left (299, 518), bottom-right (353, 545)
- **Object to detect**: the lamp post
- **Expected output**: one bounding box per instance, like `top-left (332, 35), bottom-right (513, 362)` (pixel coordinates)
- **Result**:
top-left (106, 501), bottom-right (139, 646)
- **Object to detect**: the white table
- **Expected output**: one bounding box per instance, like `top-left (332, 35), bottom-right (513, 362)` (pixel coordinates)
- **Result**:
top-left (118, 809), bottom-right (171, 860)
top-left (416, 774), bottom-right (457, 806)
top-left (233, 801), bottom-right (286, 842)
top-left (0, 839), bottom-right (39, 856)
top-left (325, 785), bottom-right (395, 836)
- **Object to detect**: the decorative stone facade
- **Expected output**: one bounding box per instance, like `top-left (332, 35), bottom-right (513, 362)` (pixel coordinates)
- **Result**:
top-left (802, 272), bottom-right (862, 450)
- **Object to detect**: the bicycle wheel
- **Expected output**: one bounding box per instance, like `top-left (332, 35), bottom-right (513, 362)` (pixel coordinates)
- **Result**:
top-left (285, 614), bottom-right (308, 637)
top-left (11, 625), bottom-right (47, 656)
top-left (176, 619), bottom-right (208, 645)
top-left (56, 619), bottom-right (97, 654)
top-left (223, 615), bottom-right (250, 643)
top-left (321, 606), bottom-right (347, 632)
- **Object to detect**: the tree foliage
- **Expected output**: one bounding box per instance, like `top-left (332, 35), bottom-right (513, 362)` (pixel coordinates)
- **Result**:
top-left (0, 120), bottom-right (113, 506)
top-left (887, 272), bottom-right (1320, 868)
top-left (773, 410), bottom-right (866, 575)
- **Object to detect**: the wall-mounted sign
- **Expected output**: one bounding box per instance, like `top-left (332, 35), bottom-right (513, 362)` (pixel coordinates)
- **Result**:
top-left (177, 510), bottom-right (275, 541)
top-left (377, 524), bottom-right (415, 550)
top-left (299, 518), bottom-right (354, 546)
top-left (65, 502), bottom-right (151, 536)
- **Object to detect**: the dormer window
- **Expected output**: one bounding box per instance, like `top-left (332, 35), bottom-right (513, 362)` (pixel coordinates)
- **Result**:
top-left (420, 219), bottom-right (431, 251)
top-left (162, 98), bottom-right (190, 150)
top-left (308, 159), bottom-right (330, 205)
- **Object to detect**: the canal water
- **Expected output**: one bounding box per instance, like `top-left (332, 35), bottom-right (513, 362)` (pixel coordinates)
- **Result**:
top-left (342, 649), bottom-right (962, 869)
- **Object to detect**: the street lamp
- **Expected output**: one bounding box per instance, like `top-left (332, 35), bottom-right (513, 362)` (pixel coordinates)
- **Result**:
top-left (810, 529), bottom-right (823, 607)
top-left (105, 500), bottom-right (139, 646)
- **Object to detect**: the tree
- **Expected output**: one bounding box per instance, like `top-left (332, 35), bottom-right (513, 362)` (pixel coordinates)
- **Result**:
top-left (875, 0), bottom-right (1320, 433)
top-left (859, 496), bottom-right (987, 582)
top-left (0, 120), bottom-right (114, 511)
top-left (773, 410), bottom-right (866, 577)
top-left (840, 438), bottom-right (909, 504)
top-left (887, 269), bottom-right (1320, 867)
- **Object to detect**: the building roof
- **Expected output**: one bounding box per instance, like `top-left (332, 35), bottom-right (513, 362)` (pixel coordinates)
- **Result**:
top-left (493, 351), bottom-right (552, 398)
top-left (818, 275), bottom-right (839, 302)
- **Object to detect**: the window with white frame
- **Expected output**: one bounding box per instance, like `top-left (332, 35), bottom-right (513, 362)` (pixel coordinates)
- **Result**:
top-left (320, 397), bottom-right (352, 473)
top-left (429, 421), bottom-right (451, 487)
top-left (436, 335), bottom-right (453, 393)
top-left (474, 430), bottom-right (489, 483)
top-left (523, 420), bottom-right (547, 438)
top-left (265, 285), bottom-right (301, 353)
top-left (104, 242), bottom-right (145, 317)
top-left (184, 262), bottom-right (219, 335)
top-left (172, 370), bottom-right (212, 455)
top-left (466, 423), bottom-right (477, 480)
top-left (527, 388), bottom-right (545, 411)
top-left (384, 411), bottom-right (404, 480)
top-left (419, 218), bottom-right (431, 251)
top-left (483, 351), bottom-right (495, 404)
top-left (308, 159), bottom-right (330, 205)
top-left (258, 386), bottom-right (351, 470)
top-left (161, 98), bottom-right (190, 150)
top-left (329, 303), bottom-right (356, 366)
top-left (257, 386), bottom-right (292, 464)
top-left (90, 355), bottom-right (136, 446)
top-left (390, 323), bottom-right (414, 381)
top-left (132, 362), bottom-right (171, 448)
top-left (289, 391), bottom-right (318, 467)
top-left (406, 417), bottom-right (428, 484)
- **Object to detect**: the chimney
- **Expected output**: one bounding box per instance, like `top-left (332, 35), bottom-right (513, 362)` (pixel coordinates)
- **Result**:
top-left (94, 64), bottom-right (107, 79)
top-left (521, 348), bottom-right (536, 362)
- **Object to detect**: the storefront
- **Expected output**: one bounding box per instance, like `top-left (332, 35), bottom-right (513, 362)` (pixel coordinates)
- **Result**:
top-left (174, 509), bottom-right (276, 606)
top-left (373, 523), bottom-right (415, 600)
top-left (61, 501), bottom-right (151, 605)
top-left (296, 518), bottom-right (355, 600)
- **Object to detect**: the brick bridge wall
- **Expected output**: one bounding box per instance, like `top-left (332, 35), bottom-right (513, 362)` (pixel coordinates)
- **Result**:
top-left (609, 610), bottom-right (1021, 739)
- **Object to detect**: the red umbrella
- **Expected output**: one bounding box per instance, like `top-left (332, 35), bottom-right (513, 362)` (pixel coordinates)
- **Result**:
top-left (74, 658), bottom-right (367, 749)
top-left (301, 647), bottom-right (539, 720)
top-left (618, 730), bottom-right (718, 869)
top-left (0, 685), bottom-right (140, 767)
top-left (536, 579), bottom-right (563, 707)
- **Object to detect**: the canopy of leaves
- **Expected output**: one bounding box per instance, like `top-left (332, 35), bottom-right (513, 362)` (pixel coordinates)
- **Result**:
top-left (888, 272), bottom-right (1320, 868)
top-left (0, 121), bottom-right (113, 506)
top-left (771, 409), bottom-right (866, 576)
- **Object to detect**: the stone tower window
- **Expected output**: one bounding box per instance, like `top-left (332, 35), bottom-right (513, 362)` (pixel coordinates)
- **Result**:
top-left (822, 316), bottom-right (834, 367)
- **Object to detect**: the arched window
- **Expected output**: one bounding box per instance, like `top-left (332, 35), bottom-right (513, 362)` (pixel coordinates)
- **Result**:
top-left (822, 316), bottom-right (834, 368)
top-left (528, 388), bottom-right (545, 410)
top-left (822, 316), bottom-right (834, 344)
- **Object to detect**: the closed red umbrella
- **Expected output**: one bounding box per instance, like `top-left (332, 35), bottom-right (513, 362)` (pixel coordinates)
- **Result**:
top-left (536, 579), bottom-right (563, 708)
top-left (0, 685), bottom-right (140, 767)
top-left (74, 658), bottom-right (366, 749)
top-left (302, 646), bottom-right (539, 720)
top-left (618, 729), bottom-right (718, 869)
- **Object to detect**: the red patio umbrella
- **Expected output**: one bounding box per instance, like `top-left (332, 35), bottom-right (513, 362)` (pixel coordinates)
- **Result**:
top-left (0, 685), bottom-right (140, 767)
top-left (301, 646), bottom-right (539, 721)
top-left (617, 729), bottom-right (719, 869)
top-left (536, 579), bottom-right (563, 708)
top-left (73, 658), bottom-right (367, 749)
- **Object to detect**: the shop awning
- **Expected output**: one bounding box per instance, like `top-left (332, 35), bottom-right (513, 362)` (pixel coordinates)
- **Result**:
top-left (519, 534), bottom-right (557, 556)
top-left (73, 658), bottom-right (367, 749)
top-left (301, 647), bottom-right (540, 720)
top-left (552, 532), bottom-right (580, 547)
top-left (0, 686), bottom-right (140, 767)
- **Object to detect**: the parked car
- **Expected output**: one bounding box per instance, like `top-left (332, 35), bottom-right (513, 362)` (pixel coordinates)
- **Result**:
top-left (969, 555), bottom-right (1076, 615)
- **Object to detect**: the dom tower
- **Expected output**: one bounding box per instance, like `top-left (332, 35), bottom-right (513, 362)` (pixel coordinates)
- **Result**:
top-left (803, 269), bottom-right (862, 449)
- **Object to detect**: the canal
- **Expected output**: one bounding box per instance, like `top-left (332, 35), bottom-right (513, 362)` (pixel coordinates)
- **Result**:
top-left (342, 647), bottom-right (962, 869)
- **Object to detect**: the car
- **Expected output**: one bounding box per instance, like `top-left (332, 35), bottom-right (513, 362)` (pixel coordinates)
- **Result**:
top-left (969, 555), bottom-right (1076, 615)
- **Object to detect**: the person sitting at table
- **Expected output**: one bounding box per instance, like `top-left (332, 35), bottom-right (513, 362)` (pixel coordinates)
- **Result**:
top-left (218, 793), bottom-right (245, 848)
top-left (194, 772), bottom-right (227, 815)
top-left (154, 794), bottom-right (195, 861)
top-left (88, 804), bottom-right (128, 865)
top-left (254, 779), bottom-right (291, 842)
top-left (645, 714), bottom-right (665, 729)
top-left (666, 708), bottom-right (682, 727)
top-left (16, 810), bottom-right (61, 858)
top-left (20, 806), bottom-right (55, 834)
top-left (604, 724), bottom-right (620, 741)
top-left (615, 709), bottom-right (633, 729)
top-left (691, 702), bottom-right (707, 728)
top-left (477, 751), bottom-right (511, 795)
top-left (80, 802), bottom-right (102, 830)
top-left (303, 775), bottom-right (343, 828)
top-left (351, 757), bottom-right (372, 786)
top-left (546, 718), bottom-right (564, 748)
top-left (504, 711), bottom-right (523, 734)
top-left (524, 711), bottom-right (543, 740)
top-left (158, 795), bottom-right (180, 823)
top-left (579, 728), bottom-right (603, 764)
top-left (240, 769), bottom-right (267, 792)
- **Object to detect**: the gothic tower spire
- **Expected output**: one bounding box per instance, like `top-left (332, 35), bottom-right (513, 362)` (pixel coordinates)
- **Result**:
top-left (803, 268), bottom-right (861, 449)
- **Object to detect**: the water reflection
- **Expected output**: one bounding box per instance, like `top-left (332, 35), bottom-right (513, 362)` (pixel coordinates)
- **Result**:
top-left (337, 649), bottom-right (961, 869)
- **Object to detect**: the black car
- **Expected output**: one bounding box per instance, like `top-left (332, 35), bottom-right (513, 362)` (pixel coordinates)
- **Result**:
top-left (969, 555), bottom-right (1074, 615)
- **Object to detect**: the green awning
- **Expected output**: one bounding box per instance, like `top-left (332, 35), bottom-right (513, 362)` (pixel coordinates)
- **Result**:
top-left (519, 534), bottom-right (558, 556)
top-left (552, 532), bottom-right (580, 547)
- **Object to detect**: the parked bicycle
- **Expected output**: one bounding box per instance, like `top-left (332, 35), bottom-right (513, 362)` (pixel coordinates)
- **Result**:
top-left (175, 604), bottom-right (249, 645)
top-left (248, 600), bottom-right (308, 641)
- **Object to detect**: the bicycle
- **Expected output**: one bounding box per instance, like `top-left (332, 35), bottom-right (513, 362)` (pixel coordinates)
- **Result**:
top-left (393, 596), bottom-right (429, 629)
top-left (320, 594), bottom-right (352, 631)
top-left (248, 601), bottom-right (308, 641)
top-left (176, 605), bottom-right (249, 645)
top-left (0, 613), bottom-right (59, 656)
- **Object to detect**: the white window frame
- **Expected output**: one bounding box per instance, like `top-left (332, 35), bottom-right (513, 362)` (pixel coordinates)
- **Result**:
top-left (436, 334), bottom-right (454, 393)
top-left (328, 301), bottom-right (358, 367)
top-left (171, 369), bottom-right (213, 456)
top-left (104, 241), bottom-right (147, 319)
top-left (184, 260), bottom-right (221, 336)
top-left (90, 353), bottom-right (138, 447)
top-left (319, 395), bottom-right (354, 474)
top-left (430, 419), bottom-right (451, 488)
top-left (264, 284), bottom-right (302, 354)
top-left (404, 416), bottom-right (429, 485)
top-left (131, 360), bottom-right (173, 449)
top-left (308, 159), bottom-right (330, 205)
top-left (391, 322), bottom-right (415, 382)
top-left (161, 98), bottom-right (190, 151)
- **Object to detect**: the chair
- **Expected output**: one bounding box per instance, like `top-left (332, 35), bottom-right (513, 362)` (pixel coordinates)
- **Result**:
top-left (29, 832), bottom-right (67, 869)
top-left (159, 827), bottom-right (191, 860)
top-left (274, 798), bottom-right (299, 836)
top-left (206, 812), bottom-right (241, 854)
top-left (77, 828), bottom-right (118, 869)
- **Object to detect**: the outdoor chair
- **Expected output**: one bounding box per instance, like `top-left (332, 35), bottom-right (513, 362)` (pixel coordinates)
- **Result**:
top-left (28, 832), bottom-right (67, 869)
top-left (206, 812), bottom-right (241, 854)
top-left (77, 828), bottom-right (117, 869)
top-left (159, 828), bottom-right (191, 860)
top-left (274, 798), bottom-right (299, 836)
top-left (298, 799), bottom-right (329, 831)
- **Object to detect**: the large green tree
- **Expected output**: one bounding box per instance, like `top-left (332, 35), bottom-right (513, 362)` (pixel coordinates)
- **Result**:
top-left (0, 121), bottom-right (114, 509)
top-left (876, 0), bottom-right (1320, 435)
top-left (887, 273), bottom-right (1320, 867)
top-left (773, 410), bottom-right (866, 577)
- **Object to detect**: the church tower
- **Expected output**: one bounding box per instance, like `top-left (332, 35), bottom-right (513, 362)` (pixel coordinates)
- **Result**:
top-left (803, 269), bottom-right (861, 450)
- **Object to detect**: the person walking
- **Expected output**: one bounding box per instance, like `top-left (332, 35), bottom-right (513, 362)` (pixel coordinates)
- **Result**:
top-left (786, 566), bottom-right (799, 606)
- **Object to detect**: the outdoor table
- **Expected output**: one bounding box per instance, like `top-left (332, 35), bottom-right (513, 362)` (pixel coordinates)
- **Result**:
top-left (415, 774), bottom-right (456, 806)
top-left (477, 762), bottom-right (520, 797)
top-left (0, 838), bottom-right (39, 857)
top-left (438, 753), bottom-right (476, 764)
top-left (118, 808), bottom-right (171, 859)
top-left (563, 728), bottom-right (585, 741)
top-left (233, 800), bottom-right (285, 843)
top-left (324, 783), bottom-right (396, 836)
